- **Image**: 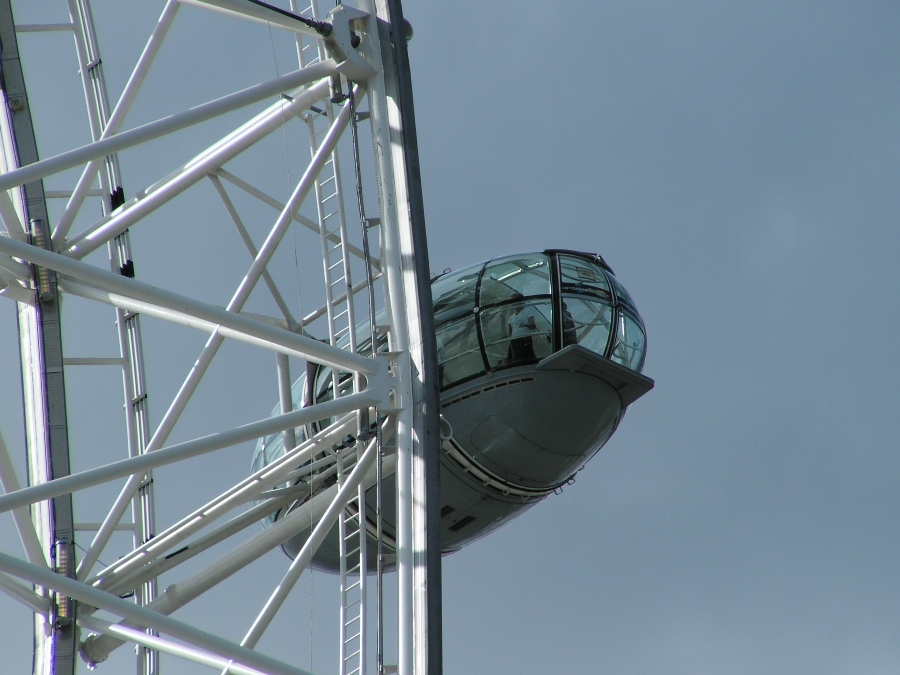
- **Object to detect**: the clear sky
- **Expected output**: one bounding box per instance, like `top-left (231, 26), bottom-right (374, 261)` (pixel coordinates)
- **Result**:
top-left (1, 1), bottom-right (899, 674)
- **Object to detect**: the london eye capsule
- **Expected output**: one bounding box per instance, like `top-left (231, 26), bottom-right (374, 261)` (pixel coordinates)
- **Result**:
top-left (252, 249), bottom-right (653, 570)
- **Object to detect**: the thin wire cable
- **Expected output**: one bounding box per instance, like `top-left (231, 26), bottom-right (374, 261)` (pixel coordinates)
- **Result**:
top-left (266, 21), bottom-right (307, 336)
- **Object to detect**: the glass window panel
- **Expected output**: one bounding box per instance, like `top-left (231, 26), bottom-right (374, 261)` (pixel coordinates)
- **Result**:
top-left (608, 273), bottom-right (638, 314)
top-left (253, 406), bottom-right (309, 526)
top-left (436, 315), bottom-right (484, 388)
top-left (558, 255), bottom-right (612, 301)
top-left (561, 297), bottom-right (613, 355)
top-left (480, 299), bottom-right (553, 369)
top-left (611, 312), bottom-right (646, 372)
top-left (479, 254), bottom-right (550, 307)
top-left (431, 265), bottom-right (481, 325)
top-left (312, 367), bottom-right (354, 430)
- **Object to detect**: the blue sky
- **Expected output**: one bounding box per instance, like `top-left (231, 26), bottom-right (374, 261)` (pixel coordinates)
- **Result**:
top-left (1, 1), bottom-right (899, 673)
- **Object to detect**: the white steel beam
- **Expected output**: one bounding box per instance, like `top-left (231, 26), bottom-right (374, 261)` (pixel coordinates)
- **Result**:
top-left (67, 96), bottom-right (370, 575)
top-left (53, 0), bottom-right (181, 245)
top-left (0, 391), bottom-right (380, 515)
top-left (68, 89), bottom-right (366, 579)
top-left (239, 435), bottom-right (379, 650)
top-left (90, 415), bottom-right (356, 589)
top-left (207, 173), bottom-right (299, 329)
top-left (365, 1), bottom-right (442, 672)
top-left (0, 236), bottom-right (379, 375)
top-left (0, 430), bottom-right (47, 567)
top-left (0, 552), bottom-right (313, 675)
top-left (0, 279), bottom-right (33, 303)
top-left (95, 496), bottom-right (294, 599)
top-left (63, 76), bottom-right (332, 257)
top-left (81, 450), bottom-right (394, 664)
top-left (0, 61), bottom-right (336, 194)
top-left (275, 353), bottom-right (298, 451)
top-left (214, 167), bottom-right (382, 271)
top-left (0, 189), bottom-right (25, 241)
top-left (180, 0), bottom-right (325, 37)
top-left (0, 570), bottom-right (50, 615)
top-left (78, 615), bottom-right (275, 675)
top-left (0, 250), bottom-right (30, 280)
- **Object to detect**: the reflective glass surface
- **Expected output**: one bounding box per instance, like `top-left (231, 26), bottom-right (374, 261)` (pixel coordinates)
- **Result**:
top-left (432, 266), bottom-right (479, 325)
top-left (436, 315), bottom-right (483, 389)
top-left (561, 296), bottom-right (613, 355)
top-left (480, 299), bottom-right (553, 369)
top-left (431, 250), bottom-right (646, 390)
top-left (312, 366), bottom-right (354, 431)
top-left (608, 273), bottom-right (638, 315)
top-left (251, 375), bottom-right (309, 525)
top-left (558, 254), bottom-right (612, 301)
top-left (479, 254), bottom-right (550, 306)
top-left (610, 312), bottom-right (646, 371)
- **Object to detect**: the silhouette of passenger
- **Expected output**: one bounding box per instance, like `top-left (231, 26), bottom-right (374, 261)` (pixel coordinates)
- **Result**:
top-left (562, 301), bottom-right (578, 347)
top-left (507, 293), bottom-right (538, 362)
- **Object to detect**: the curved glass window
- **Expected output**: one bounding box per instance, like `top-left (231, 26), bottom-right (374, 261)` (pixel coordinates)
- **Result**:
top-left (480, 299), bottom-right (553, 369)
top-left (610, 311), bottom-right (646, 371)
top-left (311, 366), bottom-right (354, 431)
top-left (608, 273), bottom-right (638, 315)
top-left (558, 254), bottom-right (612, 301)
top-left (432, 266), bottom-right (479, 325)
top-left (479, 254), bottom-right (550, 306)
top-left (436, 315), bottom-right (483, 389)
top-left (431, 250), bottom-right (647, 390)
top-left (561, 297), bottom-right (613, 355)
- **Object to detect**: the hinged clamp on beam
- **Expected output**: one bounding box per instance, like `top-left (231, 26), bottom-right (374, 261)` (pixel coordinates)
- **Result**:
top-left (326, 5), bottom-right (375, 81)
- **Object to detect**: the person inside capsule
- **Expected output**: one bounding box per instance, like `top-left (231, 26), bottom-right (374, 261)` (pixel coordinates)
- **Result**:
top-left (506, 292), bottom-right (539, 363)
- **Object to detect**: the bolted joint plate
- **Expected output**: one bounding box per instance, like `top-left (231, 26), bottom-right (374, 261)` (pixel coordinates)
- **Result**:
top-left (370, 351), bottom-right (404, 414)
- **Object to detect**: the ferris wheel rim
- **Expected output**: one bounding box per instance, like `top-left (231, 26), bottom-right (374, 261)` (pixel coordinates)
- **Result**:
top-left (0, 0), bottom-right (440, 673)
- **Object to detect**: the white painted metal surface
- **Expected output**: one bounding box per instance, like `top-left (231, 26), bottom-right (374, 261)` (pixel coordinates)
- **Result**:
top-left (0, 1), bottom-right (437, 674)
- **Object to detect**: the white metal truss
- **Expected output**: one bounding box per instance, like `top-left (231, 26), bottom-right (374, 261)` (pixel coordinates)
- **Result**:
top-left (0, 2), bottom-right (439, 675)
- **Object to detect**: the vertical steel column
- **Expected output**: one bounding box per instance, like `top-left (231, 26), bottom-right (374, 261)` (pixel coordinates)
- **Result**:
top-left (369, 1), bottom-right (442, 673)
top-left (0, 5), bottom-right (78, 675)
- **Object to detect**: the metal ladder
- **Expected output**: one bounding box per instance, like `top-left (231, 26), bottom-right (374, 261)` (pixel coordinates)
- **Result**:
top-left (292, 2), bottom-right (367, 673)
top-left (15, 2), bottom-right (158, 674)
top-left (67, 4), bottom-right (159, 675)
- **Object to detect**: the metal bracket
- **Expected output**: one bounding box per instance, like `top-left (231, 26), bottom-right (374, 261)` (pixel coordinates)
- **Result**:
top-left (325, 5), bottom-right (376, 82)
top-left (370, 351), bottom-right (402, 413)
